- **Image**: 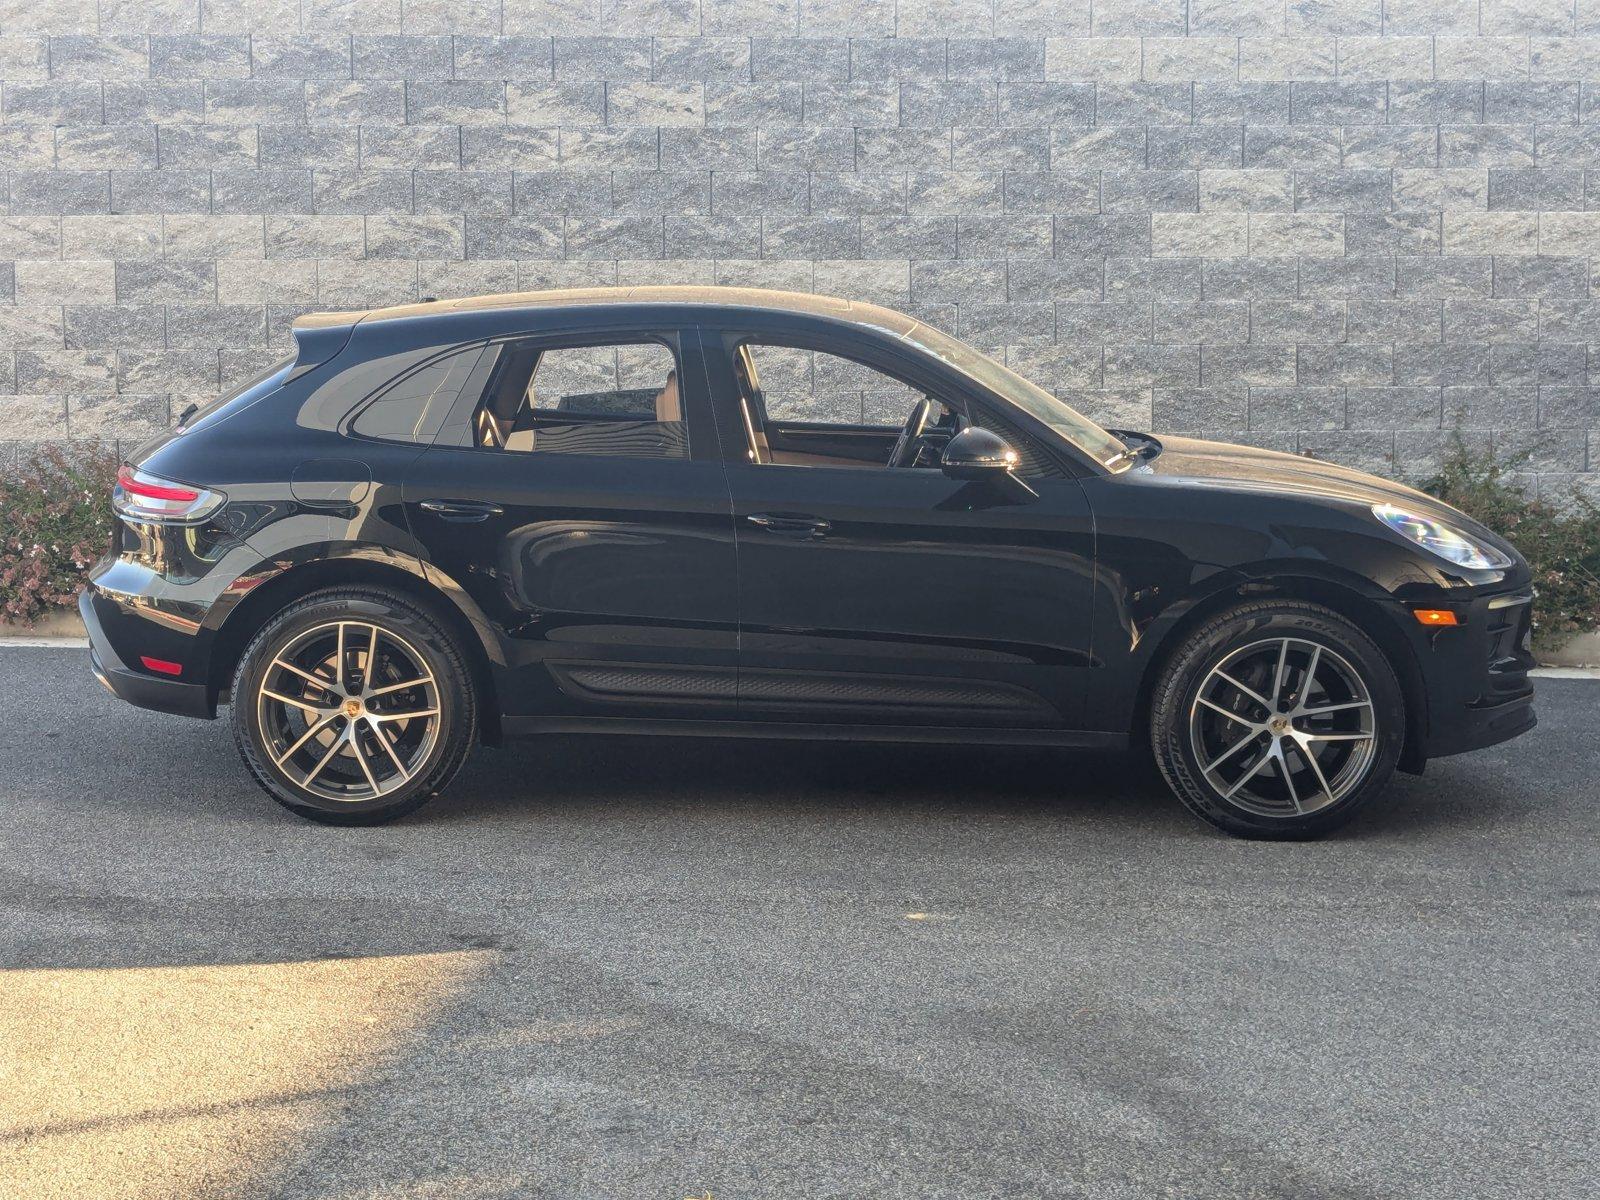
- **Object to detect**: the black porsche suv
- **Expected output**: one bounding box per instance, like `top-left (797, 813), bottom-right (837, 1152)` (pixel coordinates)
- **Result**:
top-left (84, 287), bottom-right (1535, 838)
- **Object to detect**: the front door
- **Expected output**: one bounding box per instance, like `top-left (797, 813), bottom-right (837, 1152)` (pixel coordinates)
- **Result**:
top-left (704, 326), bottom-right (1098, 731)
top-left (404, 325), bottom-right (739, 720)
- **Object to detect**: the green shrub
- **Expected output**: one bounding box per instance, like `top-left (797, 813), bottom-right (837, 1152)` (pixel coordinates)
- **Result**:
top-left (0, 445), bottom-right (119, 627)
top-left (1422, 430), bottom-right (1600, 650)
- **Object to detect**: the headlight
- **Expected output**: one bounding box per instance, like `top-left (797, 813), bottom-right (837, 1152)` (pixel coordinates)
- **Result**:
top-left (1371, 503), bottom-right (1511, 570)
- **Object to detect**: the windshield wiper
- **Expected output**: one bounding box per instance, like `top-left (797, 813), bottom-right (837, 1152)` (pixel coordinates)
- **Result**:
top-left (1106, 430), bottom-right (1163, 467)
top-left (1104, 446), bottom-right (1141, 471)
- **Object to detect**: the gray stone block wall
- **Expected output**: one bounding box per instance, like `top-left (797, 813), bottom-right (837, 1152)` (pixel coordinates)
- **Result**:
top-left (2, 0), bottom-right (1600, 487)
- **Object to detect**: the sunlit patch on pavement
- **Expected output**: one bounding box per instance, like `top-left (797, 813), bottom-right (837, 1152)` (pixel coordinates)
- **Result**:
top-left (0, 950), bottom-right (492, 1198)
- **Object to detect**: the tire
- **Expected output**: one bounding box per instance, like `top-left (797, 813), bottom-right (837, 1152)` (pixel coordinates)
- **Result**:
top-left (230, 587), bottom-right (477, 825)
top-left (1149, 600), bottom-right (1404, 840)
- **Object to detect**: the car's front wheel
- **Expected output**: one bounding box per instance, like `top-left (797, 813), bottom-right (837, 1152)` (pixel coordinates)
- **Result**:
top-left (230, 587), bottom-right (476, 824)
top-left (1150, 600), bottom-right (1405, 839)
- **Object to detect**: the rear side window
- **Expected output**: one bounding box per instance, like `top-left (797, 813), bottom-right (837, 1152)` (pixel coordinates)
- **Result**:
top-left (468, 338), bottom-right (686, 460)
top-left (350, 345), bottom-right (488, 445)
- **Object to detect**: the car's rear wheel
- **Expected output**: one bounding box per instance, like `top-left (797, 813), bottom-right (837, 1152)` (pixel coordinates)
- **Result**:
top-left (1150, 601), bottom-right (1404, 839)
top-left (230, 587), bottom-right (476, 824)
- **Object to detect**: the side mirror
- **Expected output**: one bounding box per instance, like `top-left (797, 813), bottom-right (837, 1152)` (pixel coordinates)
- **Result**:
top-left (940, 427), bottom-right (1038, 500)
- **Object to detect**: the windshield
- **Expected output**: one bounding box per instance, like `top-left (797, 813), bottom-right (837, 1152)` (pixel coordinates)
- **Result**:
top-left (903, 322), bottom-right (1130, 468)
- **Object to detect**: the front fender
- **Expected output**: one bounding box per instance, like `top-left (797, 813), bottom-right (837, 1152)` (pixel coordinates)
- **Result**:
top-left (1086, 557), bottom-right (1427, 739)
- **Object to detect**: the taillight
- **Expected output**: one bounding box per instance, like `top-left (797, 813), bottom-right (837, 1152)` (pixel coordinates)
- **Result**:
top-left (113, 466), bottom-right (226, 524)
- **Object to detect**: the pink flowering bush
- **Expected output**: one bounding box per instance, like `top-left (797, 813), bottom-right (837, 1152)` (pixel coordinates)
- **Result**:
top-left (0, 445), bottom-right (119, 626)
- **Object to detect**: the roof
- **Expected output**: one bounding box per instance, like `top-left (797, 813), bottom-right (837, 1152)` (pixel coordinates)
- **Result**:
top-left (293, 286), bottom-right (920, 336)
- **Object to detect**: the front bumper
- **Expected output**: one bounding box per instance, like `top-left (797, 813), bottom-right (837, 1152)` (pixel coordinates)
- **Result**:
top-left (81, 588), bottom-right (215, 720)
top-left (1412, 588), bottom-right (1536, 761)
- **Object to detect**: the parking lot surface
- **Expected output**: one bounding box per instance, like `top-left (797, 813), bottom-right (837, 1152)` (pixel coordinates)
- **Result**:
top-left (1, 646), bottom-right (1595, 1199)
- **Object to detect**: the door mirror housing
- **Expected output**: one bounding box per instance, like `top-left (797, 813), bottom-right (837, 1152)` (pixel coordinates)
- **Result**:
top-left (940, 427), bottom-right (1038, 500)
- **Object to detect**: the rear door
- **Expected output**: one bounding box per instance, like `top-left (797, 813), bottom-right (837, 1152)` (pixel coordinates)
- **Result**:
top-left (400, 323), bottom-right (739, 720)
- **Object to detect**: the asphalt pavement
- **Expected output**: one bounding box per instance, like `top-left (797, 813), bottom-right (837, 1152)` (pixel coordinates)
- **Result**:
top-left (0, 646), bottom-right (1595, 1199)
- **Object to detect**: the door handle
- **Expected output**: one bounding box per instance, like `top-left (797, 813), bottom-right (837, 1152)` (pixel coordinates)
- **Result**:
top-left (746, 512), bottom-right (831, 538)
top-left (419, 499), bottom-right (504, 522)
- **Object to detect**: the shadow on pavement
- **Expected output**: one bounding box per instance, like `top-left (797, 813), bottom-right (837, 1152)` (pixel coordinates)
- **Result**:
top-left (432, 733), bottom-right (1178, 823)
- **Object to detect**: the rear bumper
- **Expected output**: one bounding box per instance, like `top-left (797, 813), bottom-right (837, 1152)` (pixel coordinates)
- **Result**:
top-left (81, 588), bottom-right (215, 720)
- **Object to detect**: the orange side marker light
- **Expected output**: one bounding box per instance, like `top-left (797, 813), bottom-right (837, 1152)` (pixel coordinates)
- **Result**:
top-left (1412, 609), bottom-right (1459, 627)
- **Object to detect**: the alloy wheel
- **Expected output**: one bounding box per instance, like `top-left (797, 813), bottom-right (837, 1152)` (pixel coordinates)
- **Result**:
top-left (255, 620), bottom-right (441, 802)
top-left (1188, 636), bottom-right (1377, 818)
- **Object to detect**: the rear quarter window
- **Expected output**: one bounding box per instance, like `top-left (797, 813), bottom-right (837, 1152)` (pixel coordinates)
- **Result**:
top-left (349, 345), bottom-right (488, 445)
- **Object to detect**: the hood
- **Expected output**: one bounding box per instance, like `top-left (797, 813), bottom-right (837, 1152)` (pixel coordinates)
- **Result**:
top-left (1129, 434), bottom-right (1527, 568)
top-left (1137, 434), bottom-right (1463, 519)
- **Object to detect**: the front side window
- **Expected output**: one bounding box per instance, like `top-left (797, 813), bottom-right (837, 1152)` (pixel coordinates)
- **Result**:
top-left (735, 340), bottom-right (956, 471)
top-left (470, 339), bottom-right (686, 460)
top-left (746, 344), bottom-right (928, 427)
top-left (731, 338), bottom-right (1063, 478)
